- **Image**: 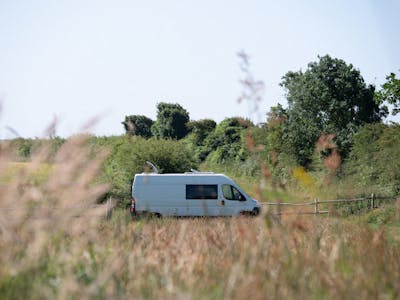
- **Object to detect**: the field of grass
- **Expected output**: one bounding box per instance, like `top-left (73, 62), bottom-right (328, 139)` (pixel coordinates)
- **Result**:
top-left (2, 210), bottom-right (400, 299)
top-left (1, 136), bottom-right (400, 299)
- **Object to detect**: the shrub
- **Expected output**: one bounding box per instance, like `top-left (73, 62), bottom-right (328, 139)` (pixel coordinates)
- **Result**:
top-left (344, 123), bottom-right (400, 196)
top-left (203, 117), bottom-right (253, 163)
top-left (100, 136), bottom-right (198, 203)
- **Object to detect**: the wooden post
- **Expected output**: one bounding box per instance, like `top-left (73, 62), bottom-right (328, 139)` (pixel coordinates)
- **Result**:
top-left (371, 193), bottom-right (375, 209)
top-left (276, 199), bottom-right (281, 222)
top-left (314, 198), bottom-right (318, 215)
top-left (106, 197), bottom-right (114, 219)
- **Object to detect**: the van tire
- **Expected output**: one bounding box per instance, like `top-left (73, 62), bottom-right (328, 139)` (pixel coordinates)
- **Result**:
top-left (154, 212), bottom-right (162, 218)
top-left (252, 207), bottom-right (260, 216)
top-left (240, 209), bottom-right (259, 217)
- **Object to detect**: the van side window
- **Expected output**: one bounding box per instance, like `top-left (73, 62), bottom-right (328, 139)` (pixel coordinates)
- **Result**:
top-left (222, 184), bottom-right (245, 201)
top-left (186, 185), bottom-right (218, 200)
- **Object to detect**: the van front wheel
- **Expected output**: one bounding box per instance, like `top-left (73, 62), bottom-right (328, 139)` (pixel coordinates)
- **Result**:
top-left (252, 207), bottom-right (260, 216)
top-left (240, 208), bottom-right (260, 217)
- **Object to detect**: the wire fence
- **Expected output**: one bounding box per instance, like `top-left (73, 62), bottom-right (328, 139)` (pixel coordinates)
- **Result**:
top-left (1, 195), bottom-right (399, 219)
top-left (261, 193), bottom-right (399, 216)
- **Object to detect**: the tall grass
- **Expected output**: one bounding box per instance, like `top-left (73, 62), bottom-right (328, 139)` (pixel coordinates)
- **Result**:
top-left (0, 134), bottom-right (109, 298)
top-left (3, 210), bottom-right (400, 299)
top-left (96, 214), bottom-right (400, 299)
top-left (1, 132), bottom-right (400, 299)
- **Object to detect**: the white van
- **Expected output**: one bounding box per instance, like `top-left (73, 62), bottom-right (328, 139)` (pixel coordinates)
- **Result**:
top-left (130, 171), bottom-right (261, 217)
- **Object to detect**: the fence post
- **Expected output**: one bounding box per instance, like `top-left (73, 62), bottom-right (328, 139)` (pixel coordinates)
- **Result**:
top-left (106, 197), bottom-right (114, 219)
top-left (371, 193), bottom-right (375, 209)
top-left (314, 198), bottom-right (319, 215)
top-left (276, 199), bottom-right (281, 222)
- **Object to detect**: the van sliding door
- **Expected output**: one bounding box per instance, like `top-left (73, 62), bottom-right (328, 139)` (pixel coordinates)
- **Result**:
top-left (185, 184), bottom-right (219, 216)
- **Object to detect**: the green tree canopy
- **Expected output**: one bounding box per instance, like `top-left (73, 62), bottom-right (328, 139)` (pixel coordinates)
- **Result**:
top-left (375, 71), bottom-right (400, 116)
top-left (203, 117), bottom-right (254, 163)
top-left (151, 102), bottom-right (190, 140)
top-left (280, 55), bottom-right (383, 167)
top-left (122, 115), bottom-right (154, 138)
top-left (187, 119), bottom-right (216, 146)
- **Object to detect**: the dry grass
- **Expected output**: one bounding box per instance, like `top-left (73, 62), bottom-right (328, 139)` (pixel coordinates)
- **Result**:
top-left (1, 137), bottom-right (400, 299)
top-left (0, 134), bottom-right (109, 298)
top-left (14, 213), bottom-right (396, 300)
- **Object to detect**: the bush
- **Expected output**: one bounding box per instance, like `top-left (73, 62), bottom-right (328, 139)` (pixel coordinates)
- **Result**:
top-left (367, 207), bottom-right (395, 225)
top-left (99, 136), bottom-right (198, 204)
top-left (9, 137), bottom-right (66, 162)
top-left (344, 123), bottom-right (400, 196)
top-left (203, 117), bottom-right (253, 163)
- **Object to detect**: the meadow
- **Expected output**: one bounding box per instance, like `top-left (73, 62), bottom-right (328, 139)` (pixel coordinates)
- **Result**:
top-left (1, 134), bottom-right (400, 300)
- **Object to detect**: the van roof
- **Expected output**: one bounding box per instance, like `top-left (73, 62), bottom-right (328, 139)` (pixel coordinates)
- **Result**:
top-left (133, 173), bottom-right (235, 182)
top-left (135, 173), bottom-right (226, 177)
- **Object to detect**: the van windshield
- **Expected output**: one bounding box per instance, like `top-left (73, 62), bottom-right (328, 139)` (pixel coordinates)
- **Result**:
top-left (222, 184), bottom-right (245, 201)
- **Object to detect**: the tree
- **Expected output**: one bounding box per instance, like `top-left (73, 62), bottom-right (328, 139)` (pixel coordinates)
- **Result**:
top-left (375, 71), bottom-right (400, 116)
top-left (186, 119), bottom-right (216, 146)
top-left (151, 103), bottom-right (190, 140)
top-left (264, 104), bottom-right (287, 156)
top-left (122, 115), bottom-right (154, 138)
top-left (203, 117), bottom-right (254, 162)
top-left (280, 55), bottom-right (384, 167)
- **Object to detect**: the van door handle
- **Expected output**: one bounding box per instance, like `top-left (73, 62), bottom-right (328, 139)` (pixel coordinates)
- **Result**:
top-left (221, 200), bottom-right (225, 206)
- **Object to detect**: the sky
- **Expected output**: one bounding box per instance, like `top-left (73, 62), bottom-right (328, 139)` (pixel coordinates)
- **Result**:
top-left (0, 0), bottom-right (399, 138)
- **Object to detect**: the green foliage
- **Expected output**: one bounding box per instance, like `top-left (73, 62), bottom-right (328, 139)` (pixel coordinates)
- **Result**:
top-left (185, 119), bottom-right (217, 161)
top-left (245, 108), bottom-right (295, 188)
top-left (122, 115), bottom-right (154, 138)
top-left (375, 71), bottom-right (400, 116)
top-left (9, 137), bottom-right (66, 162)
top-left (17, 138), bottom-right (34, 159)
top-left (203, 117), bottom-right (253, 163)
top-left (151, 102), bottom-right (190, 139)
top-left (101, 136), bottom-right (198, 202)
top-left (346, 123), bottom-right (385, 182)
top-left (48, 137), bottom-right (66, 157)
top-left (344, 123), bottom-right (400, 195)
top-left (186, 119), bottom-right (216, 146)
top-left (280, 55), bottom-right (383, 167)
top-left (374, 125), bottom-right (400, 193)
top-left (366, 207), bottom-right (395, 225)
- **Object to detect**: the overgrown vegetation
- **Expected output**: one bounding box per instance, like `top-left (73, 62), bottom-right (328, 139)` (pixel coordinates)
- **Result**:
top-left (1, 56), bottom-right (400, 298)
top-left (93, 136), bottom-right (198, 204)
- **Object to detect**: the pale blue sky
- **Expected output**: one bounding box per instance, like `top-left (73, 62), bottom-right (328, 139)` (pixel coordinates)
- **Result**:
top-left (0, 0), bottom-right (399, 138)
